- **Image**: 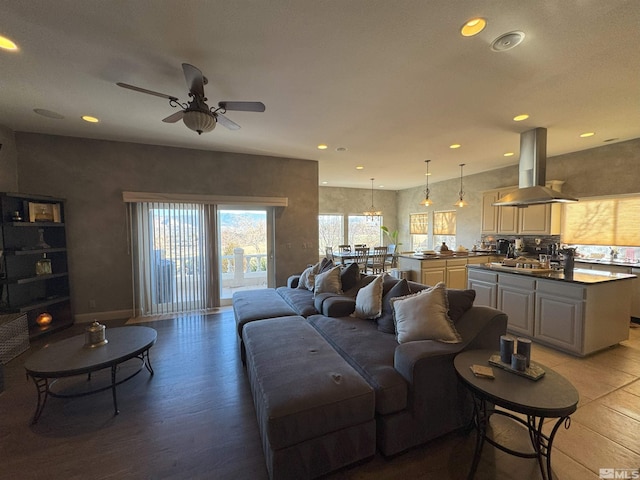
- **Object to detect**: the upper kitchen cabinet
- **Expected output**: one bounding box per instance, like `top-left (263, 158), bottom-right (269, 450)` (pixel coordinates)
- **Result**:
top-left (481, 181), bottom-right (564, 235)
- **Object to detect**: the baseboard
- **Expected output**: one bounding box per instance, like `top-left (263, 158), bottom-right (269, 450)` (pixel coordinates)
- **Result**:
top-left (75, 310), bottom-right (133, 324)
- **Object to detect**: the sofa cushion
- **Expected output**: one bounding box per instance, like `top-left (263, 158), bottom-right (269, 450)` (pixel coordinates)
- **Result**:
top-left (353, 274), bottom-right (384, 319)
top-left (340, 262), bottom-right (361, 292)
top-left (314, 266), bottom-right (342, 295)
top-left (276, 286), bottom-right (318, 317)
top-left (307, 314), bottom-right (407, 415)
top-left (233, 289), bottom-right (297, 337)
top-left (377, 278), bottom-right (411, 334)
top-left (392, 282), bottom-right (462, 344)
top-left (446, 289), bottom-right (476, 323)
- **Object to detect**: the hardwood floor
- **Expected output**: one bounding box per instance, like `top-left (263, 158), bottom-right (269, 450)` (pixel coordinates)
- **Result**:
top-left (1, 311), bottom-right (639, 479)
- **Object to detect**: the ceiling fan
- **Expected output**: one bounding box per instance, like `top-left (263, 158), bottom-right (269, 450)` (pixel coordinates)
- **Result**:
top-left (117, 63), bottom-right (265, 135)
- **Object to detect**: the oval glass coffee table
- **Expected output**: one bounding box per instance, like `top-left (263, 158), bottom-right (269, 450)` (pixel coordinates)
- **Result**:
top-left (24, 326), bottom-right (157, 424)
top-left (454, 349), bottom-right (578, 480)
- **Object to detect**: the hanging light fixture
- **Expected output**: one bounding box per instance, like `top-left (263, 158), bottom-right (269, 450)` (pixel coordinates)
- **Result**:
top-left (454, 163), bottom-right (468, 207)
top-left (363, 177), bottom-right (382, 222)
top-left (420, 159), bottom-right (433, 207)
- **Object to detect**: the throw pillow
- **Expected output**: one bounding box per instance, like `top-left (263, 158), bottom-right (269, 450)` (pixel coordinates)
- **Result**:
top-left (314, 266), bottom-right (342, 295)
top-left (376, 278), bottom-right (411, 334)
top-left (297, 265), bottom-right (315, 290)
top-left (447, 289), bottom-right (476, 323)
top-left (340, 262), bottom-right (361, 292)
top-left (391, 282), bottom-right (462, 344)
top-left (352, 274), bottom-right (384, 319)
top-left (319, 257), bottom-right (334, 273)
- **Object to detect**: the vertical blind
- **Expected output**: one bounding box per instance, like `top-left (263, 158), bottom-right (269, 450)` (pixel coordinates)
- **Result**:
top-left (562, 195), bottom-right (640, 246)
top-left (133, 202), bottom-right (209, 316)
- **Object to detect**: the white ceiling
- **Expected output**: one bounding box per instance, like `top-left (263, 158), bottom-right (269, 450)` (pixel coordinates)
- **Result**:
top-left (2, 1), bottom-right (640, 190)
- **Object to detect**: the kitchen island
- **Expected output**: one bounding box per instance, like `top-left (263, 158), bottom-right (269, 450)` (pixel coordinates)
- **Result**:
top-left (397, 252), bottom-right (498, 289)
top-left (467, 264), bottom-right (636, 356)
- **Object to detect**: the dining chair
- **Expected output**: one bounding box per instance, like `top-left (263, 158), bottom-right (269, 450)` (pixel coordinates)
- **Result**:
top-left (353, 247), bottom-right (369, 274)
top-left (385, 244), bottom-right (396, 270)
top-left (367, 246), bottom-right (388, 274)
top-left (338, 244), bottom-right (351, 253)
top-left (353, 244), bottom-right (367, 249)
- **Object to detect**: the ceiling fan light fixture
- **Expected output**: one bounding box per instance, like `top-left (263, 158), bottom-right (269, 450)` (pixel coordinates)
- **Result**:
top-left (183, 110), bottom-right (216, 135)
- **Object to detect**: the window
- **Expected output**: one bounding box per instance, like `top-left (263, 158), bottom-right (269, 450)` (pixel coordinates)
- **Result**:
top-left (318, 214), bottom-right (344, 255)
top-left (410, 213), bottom-right (429, 250)
top-left (433, 210), bottom-right (457, 250)
top-left (562, 195), bottom-right (640, 246)
top-left (348, 215), bottom-right (382, 247)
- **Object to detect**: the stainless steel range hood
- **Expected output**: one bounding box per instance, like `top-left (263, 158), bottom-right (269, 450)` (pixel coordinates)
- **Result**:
top-left (492, 127), bottom-right (578, 207)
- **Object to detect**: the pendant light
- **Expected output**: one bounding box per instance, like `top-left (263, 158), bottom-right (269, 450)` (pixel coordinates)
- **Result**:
top-left (454, 163), bottom-right (468, 207)
top-left (419, 159), bottom-right (433, 207)
top-left (363, 177), bottom-right (382, 221)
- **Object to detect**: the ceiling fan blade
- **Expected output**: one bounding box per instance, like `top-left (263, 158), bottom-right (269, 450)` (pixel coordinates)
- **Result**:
top-left (182, 63), bottom-right (205, 98)
top-left (116, 82), bottom-right (178, 101)
top-left (215, 113), bottom-right (241, 130)
top-left (218, 101), bottom-right (266, 112)
top-left (162, 110), bottom-right (185, 123)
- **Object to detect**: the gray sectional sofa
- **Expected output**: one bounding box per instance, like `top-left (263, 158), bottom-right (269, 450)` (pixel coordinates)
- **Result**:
top-left (233, 262), bottom-right (508, 479)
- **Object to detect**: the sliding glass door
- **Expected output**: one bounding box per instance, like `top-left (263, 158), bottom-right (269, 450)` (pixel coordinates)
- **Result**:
top-left (131, 202), bottom-right (274, 315)
top-left (218, 207), bottom-right (273, 305)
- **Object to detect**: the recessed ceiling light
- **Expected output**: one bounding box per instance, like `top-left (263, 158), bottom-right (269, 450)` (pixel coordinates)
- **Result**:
top-left (321, 181), bottom-right (328, 185)
top-left (449, 144), bottom-right (461, 149)
top-left (503, 152), bottom-right (515, 157)
top-left (461, 18), bottom-right (487, 37)
top-left (317, 144), bottom-right (328, 150)
top-left (355, 165), bottom-right (364, 170)
top-left (336, 147), bottom-right (347, 152)
top-left (579, 132), bottom-right (595, 138)
top-left (0, 35), bottom-right (18, 51)
top-left (33, 108), bottom-right (65, 120)
top-left (513, 114), bottom-right (529, 122)
top-left (378, 185), bottom-right (384, 188)
top-left (82, 115), bottom-right (99, 123)
top-left (603, 138), bottom-right (619, 143)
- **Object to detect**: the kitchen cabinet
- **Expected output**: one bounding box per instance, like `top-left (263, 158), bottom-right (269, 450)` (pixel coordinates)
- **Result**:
top-left (421, 260), bottom-right (446, 286)
top-left (468, 265), bottom-right (633, 355)
top-left (534, 281), bottom-right (584, 353)
top-left (481, 181), bottom-right (564, 235)
top-left (498, 274), bottom-right (536, 337)
top-left (467, 269), bottom-right (498, 308)
top-left (445, 258), bottom-right (468, 289)
top-left (0, 193), bottom-right (73, 338)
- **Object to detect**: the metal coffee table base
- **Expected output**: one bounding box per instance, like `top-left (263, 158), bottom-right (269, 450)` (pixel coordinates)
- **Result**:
top-left (467, 395), bottom-right (571, 480)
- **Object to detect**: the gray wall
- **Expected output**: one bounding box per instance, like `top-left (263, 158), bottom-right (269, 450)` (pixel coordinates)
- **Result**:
top-left (0, 125), bottom-right (18, 192)
top-left (395, 138), bottom-right (640, 249)
top-left (14, 133), bottom-right (318, 318)
top-left (319, 185), bottom-right (398, 240)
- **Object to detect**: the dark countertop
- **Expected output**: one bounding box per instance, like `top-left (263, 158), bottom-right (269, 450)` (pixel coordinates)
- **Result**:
top-left (467, 263), bottom-right (637, 285)
top-left (574, 257), bottom-right (640, 268)
top-left (398, 252), bottom-right (497, 260)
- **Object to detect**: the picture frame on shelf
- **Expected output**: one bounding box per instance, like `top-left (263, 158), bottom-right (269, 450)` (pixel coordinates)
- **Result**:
top-left (26, 202), bottom-right (62, 223)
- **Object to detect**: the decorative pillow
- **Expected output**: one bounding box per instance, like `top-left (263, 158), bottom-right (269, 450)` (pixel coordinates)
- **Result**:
top-left (391, 282), bottom-right (462, 344)
top-left (447, 289), bottom-right (476, 323)
top-left (319, 257), bottom-right (334, 273)
top-left (340, 262), bottom-right (361, 292)
top-left (314, 266), bottom-right (342, 295)
top-left (352, 274), bottom-right (384, 319)
top-left (376, 278), bottom-right (411, 334)
top-left (297, 265), bottom-right (315, 290)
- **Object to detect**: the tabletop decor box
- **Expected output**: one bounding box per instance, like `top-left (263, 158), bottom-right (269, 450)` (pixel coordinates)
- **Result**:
top-left (0, 313), bottom-right (30, 364)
